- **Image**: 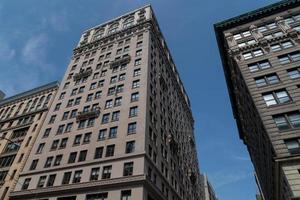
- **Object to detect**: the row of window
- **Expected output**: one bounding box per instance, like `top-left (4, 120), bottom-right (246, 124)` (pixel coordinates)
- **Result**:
top-left (32, 140), bottom-right (135, 171)
top-left (24, 162), bottom-right (134, 190)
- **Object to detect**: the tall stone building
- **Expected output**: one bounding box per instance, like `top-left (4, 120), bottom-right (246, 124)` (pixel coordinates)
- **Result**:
top-left (0, 82), bottom-right (59, 200)
top-left (10, 5), bottom-right (202, 200)
top-left (215, 0), bottom-right (300, 199)
top-left (200, 174), bottom-right (217, 200)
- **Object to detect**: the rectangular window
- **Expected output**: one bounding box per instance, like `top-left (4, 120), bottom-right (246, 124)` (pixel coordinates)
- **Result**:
top-left (132, 80), bottom-right (140, 89)
top-left (36, 143), bottom-right (45, 154)
top-left (111, 111), bottom-right (120, 121)
top-left (131, 92), bottom-right (139, 102)
top-left (262, 90), bottom-right (291, 106)
top-left (94, 147), bottom-right (104, 159)
top-left (121, 190), bottom-right (132, 200)
top-left (74, 135), bottom-right (82, 145)
top-left (90, 167), bottom-right (100, 181)
top-left (46, 174), bottom-right (56, 187)
top-left (105, 100), bottom-right (113, 109)
top-left (278, 51), bottom-right (300, 64)
top-left (86, 193), bottom-right (108, 200)
top-left (62, 172), bottom-right (72, 185)
top-left (53, 155), bottom-right (63, 166)
top-left (126, 141), bottom-right (135, 154)
top-left (255, 74), bottom-right (279, 87)
top-left (108, 127), bottom-right (118, 138)
top-left (30, 159), bottom-right (38, 170)
top-left (248, 60), bottom-right (271, 72)
top-left (78, 150), bottom-right (87, 162)
top-left (285, 138), bottom-right (300, 155)
top-left (101, 114), bottom-right (110, 124)
top-left (68, 152), bottom-right (77, 163)
top-left (114, 97), bottom-right (122, 106)
top-left (129, 106), bottom-right (138, 117)
top-left (123, 162), bottom-right (134, 176)
top-left (273, 112), bottom-right (300, 130)
top-left (83, 132), bottom-right (92, 143)
top-left (37, 176), bottom-right (47, 188)
top-left (98, 129), bottom-right (107, 140)
top-left (287, 68), bottom-right (300, 79)
top-left (128, 122), bottom-right (137, 134)
top-left (106, 145), bottom-right (115, 157)
top-left (102, 165), bottom-right (112, 179)
top-left (134, 58), bottom-right (141, 66)
top-left (22, 178), bottom-right (31, 190)
top-left (73, 170), bottom-right (82, 183)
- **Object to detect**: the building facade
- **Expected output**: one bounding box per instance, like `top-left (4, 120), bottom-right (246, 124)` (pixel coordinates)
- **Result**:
top-left (200, 174), bottom-right (217, 200)
top-left (0, 82), bottom-right (59, 200)
top-left (215, 1), bottom-right (300, 199)
top-left (10, 5), bottom-right (202, 200)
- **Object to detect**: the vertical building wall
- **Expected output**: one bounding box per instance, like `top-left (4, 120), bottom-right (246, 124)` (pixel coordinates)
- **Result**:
top-left (0, 82), bottom-right (58, 200)
top-left (10, 5), bottom-right (202, 200)
top-left (215, 1), bottom-right (300, 199)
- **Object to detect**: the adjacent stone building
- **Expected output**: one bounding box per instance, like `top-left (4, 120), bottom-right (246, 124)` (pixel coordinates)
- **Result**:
top-left (200, 174), bottom-right (217, 200)
top-left (0, 82), bottom-right (59, 200)
top-left (215, 0), bottom-right (300, 199)
top-left (10, 5), bottom-right (202, 200)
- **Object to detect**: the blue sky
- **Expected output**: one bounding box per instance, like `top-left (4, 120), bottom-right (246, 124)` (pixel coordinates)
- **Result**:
top-left (0, 0), bottom-right (280, 199)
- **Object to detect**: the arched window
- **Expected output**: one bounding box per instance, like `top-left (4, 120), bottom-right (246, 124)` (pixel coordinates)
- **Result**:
top-left (108, 23), bottom-right (119, 35)
top-left (93, 28), bottom-right (104, 41)
top-left (123, 17), bottom-right (134, 29)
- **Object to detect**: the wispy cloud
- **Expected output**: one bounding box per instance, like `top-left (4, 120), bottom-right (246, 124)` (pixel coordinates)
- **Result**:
top-left (210, 170), bottom-right (253, 188)
top-left (0, 39), bottom-right (15, 60)
top-left (42, 10), bottom-right (70, 32)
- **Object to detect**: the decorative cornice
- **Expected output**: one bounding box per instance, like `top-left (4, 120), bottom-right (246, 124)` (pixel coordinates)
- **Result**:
top-left (0, 81), bottom-right (59, 107)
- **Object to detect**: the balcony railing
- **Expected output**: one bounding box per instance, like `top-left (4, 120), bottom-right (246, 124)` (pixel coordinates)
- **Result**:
top-left (110, 56), bottom-right (131, 69)
top-left (73, 68), bottom-right (93, 81)
top-left (76, 107), bottom-right (100, 122)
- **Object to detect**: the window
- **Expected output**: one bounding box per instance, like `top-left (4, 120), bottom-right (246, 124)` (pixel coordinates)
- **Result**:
top-left (105, 100), bottom-right (113, 109)
top-left (248, 60), bottom-right (271, 72)
top-left (285, 138), bottom-right (300, 154)
top-left (110, 76), bottom-right (117, 84)
top-left (62, 172), bottom-right (72, 185)
top-left (109, 127), bottom-right (118, 138)
top-left (60, 138), bottom-right (68, 149)
top-left (74, 97), bottom-right (81, 105)
top-left (22, 178), bottom-right (31, 190)
top-left (102, 114), bottom-right (110, 124)
top-left (74, 135), bottom-right (82, 145)
top-left (278, 51), bottom-right (300, 64)
top-left (102, 165), bottom-right (112, 179)
top-left (129, 106), bottom-right (138, 117)
top-left (106, 145), bottom-right (115, 157)
top-left (83, 132), bottom-right (92, 143)
top-left (287, 67), bottom-right (300, 79)
top-left (132, 80), bottom-right (140, 89)
top-left (233, 31), bottom-right (251, 40)
top-left (54, 103), bottom-right (61, 111)
top-left (62, 112), bottom-right (69, 120)
top-left (43, 128), bottom-right (51, 138)
top-left (78, 150), bottom-right (87, 162)
top-left (87, 118), bottom-right (95, 127)
top-left (119, 73), bottom-right (126, 81)
top-left (128, 122), bottom-right (137, 134)
top-left (36, 143), bottom-right (45, 154)
top-left (73, 170), bottom-right (82, 183)
top-left (94, 147), bottom-right (104, 159)
top-left (133, 68), bottom-right (141, 77)
top-left (123, 17), bottom-right (134, 28)
top-left (59, 92), bottom-right (66, 100)
top-left (65, 123), bottom-right (73, 132)
top-left (136, 41), bottom-right (143, 48)
top-left (108, 87), bottom-right (115, 96)
top-left (273, 112), bottom-right (300, 130)
top-left (44, 157), bottom-right (53, 168)
top-left (87, 94), bottom-right (93, 102)
top-left (98, 129), bottom-right (107, 140)
top-left (116, 85), bottom-right (124, 93)
top-left (90, 167), bottom-right (100, 181)
top-left (57, 125), bottom-right (65, 135)
top-left (30, 159), bottom-right (38, 170)
top-left (49, 115), bottom-right (56, 124)
top-left (121, 190), bottom-right (132, 200)
top-left (237, 39), bottom-right (256, 47)
top-left (134, 58), bottom-right (141, 66)
top-left (242, 49), bottom-right (263, 60)
top-left (68, 152), bottom-right (77, 163)
top-left (135, 50), bottom-right (142, 57)
top-left (53, 155), bottom-right (63, 166)
top-left (270, 41), bottom-right (293, 52)
top-left (111, 111), bottom-right (120, 121)
top-left (95, 91), bottom-right (102, 99)
top-left (51, 140), bottom-right (59, 150)
top-left (78, 120), bottom-right (86, 129)
top-left (126, 141), bottom-right (135, 154)
top-left (124, 46), bottom-right (130, 52)
top-left (114, 97), bottom-right (122, 106)
top-left (86, 193), bottom-right (108, 200)
top-left (262, 90), bottom-right (291, 106)
top-left (79, 86), bottom-right (85, 93)
top-left (123, 162), bottom-right (134, 176)
top-left (46, 174), bottom-right (56, 187)
top-left (255, 74), bottom-right (279, 87)
top-left (131, 92), bottom-right (139, 102)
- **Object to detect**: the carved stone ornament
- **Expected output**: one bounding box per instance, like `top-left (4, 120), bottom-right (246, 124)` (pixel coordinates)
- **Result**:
top-left (250, 24), bottom-right (263, 40)
top-left (225, 32), bottom-right (237, 47)
top-left (275, 16), bottom-right (291, 32)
